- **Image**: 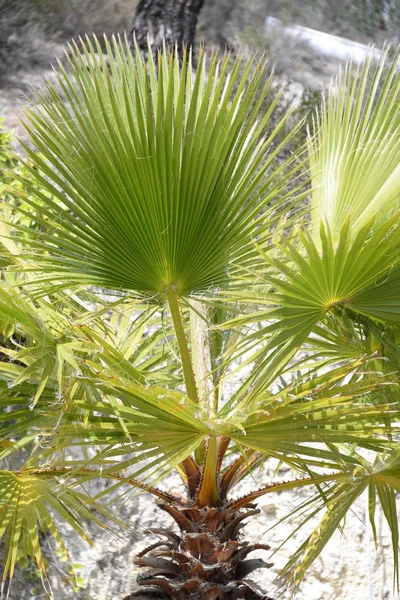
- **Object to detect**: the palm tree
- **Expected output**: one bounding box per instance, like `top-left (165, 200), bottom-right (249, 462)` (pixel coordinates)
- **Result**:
top-left (1, 37), bottom-right (400, 599)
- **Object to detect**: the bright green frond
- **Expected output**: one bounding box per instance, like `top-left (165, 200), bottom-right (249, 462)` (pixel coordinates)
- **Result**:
top-left (0, 283), bottom-right (55, 345)
top-left (14, 37), bottom-right (302, 297)
top-left (224, 360), bottom-right (399, 462)
top-left (270, 218), bottom-right (400, 325)
top-left (310, 46), bottom-right (400, 242)
top-left (280, 449), bottom-right (400, 590)
top-left (223, 213), bottom-right (400, 404)
top-left (0, 470), bottom-right (111, 581)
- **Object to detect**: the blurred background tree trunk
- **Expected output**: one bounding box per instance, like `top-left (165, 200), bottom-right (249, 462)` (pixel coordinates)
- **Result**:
top-left (130, 0), bottom-right (205, 56)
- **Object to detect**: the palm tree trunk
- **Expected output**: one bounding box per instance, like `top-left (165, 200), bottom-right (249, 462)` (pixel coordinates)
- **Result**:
top-left (130, 0), bottom-right (205, 57)
top-left (124, 499), bottom-right (274, 600)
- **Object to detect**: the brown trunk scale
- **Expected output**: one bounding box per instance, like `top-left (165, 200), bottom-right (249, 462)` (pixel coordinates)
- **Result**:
top-left (124, 499), bottom-right (275, 600)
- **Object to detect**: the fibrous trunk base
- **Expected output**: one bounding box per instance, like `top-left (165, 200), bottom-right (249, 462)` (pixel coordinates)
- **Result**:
top-left (124, 501), bottom-right (275, 600)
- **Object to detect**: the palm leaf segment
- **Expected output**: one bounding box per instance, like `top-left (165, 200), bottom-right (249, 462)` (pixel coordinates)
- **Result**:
top-left (227, 47), bottom-right (400, 382)
top-left (17, 37), bottom-right (300, 297)
top-left (0, 284), bottom-right (206, 584)
top-left (261, 49), bottom-right (400, 585)
top-left (279, 449), bottom-right (400, 589)
top-left (310, 46), bottom-right (400, 241)
top-left (294, 47), bottom-right (400, 328)
top-left (0, 469), bottom-right (111, 582)
top-left (216, 48), bottom-right (400, 588)
top-left (0, 282), bottom-right (205, 478)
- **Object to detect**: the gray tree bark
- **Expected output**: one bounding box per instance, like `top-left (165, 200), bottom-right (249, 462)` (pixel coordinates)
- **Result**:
top-left (130, 0), bottom-right (205, 57)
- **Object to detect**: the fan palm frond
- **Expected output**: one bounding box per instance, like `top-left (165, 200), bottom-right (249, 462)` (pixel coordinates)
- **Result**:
top-left (13, 37), bottom-right (303, 298)
top-left (279, 449), bottom-right (400, 591)
top-left (310, 46), bottom-right (400, 242)
top-left (0, 469), bottom-right (116, 582)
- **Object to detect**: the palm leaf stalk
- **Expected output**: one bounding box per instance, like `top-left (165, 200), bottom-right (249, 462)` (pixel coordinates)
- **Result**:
top-left (0, 38), bottom-right (400, 599)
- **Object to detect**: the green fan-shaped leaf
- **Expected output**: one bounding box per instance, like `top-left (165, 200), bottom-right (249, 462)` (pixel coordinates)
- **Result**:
top-left (268, 217), bottom-right (400, 328)
top-left (224, 360), bottom-right (399, 462)
top-left (221, 212), bottom-right (400, 407)
top-left (219, 49), bottom-right (400, 400)
top-left (0, 470), bottom-right (112, 581)
top-left (14, 37), bottom-right (302, 298)
top-left (280, 449), bottom-right (400, 590)
top-left (310, 47), bottom-right (400, 242)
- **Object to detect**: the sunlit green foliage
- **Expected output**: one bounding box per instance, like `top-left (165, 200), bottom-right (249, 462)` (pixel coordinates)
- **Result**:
top-left (0, 39), bottom-right (400, 597)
